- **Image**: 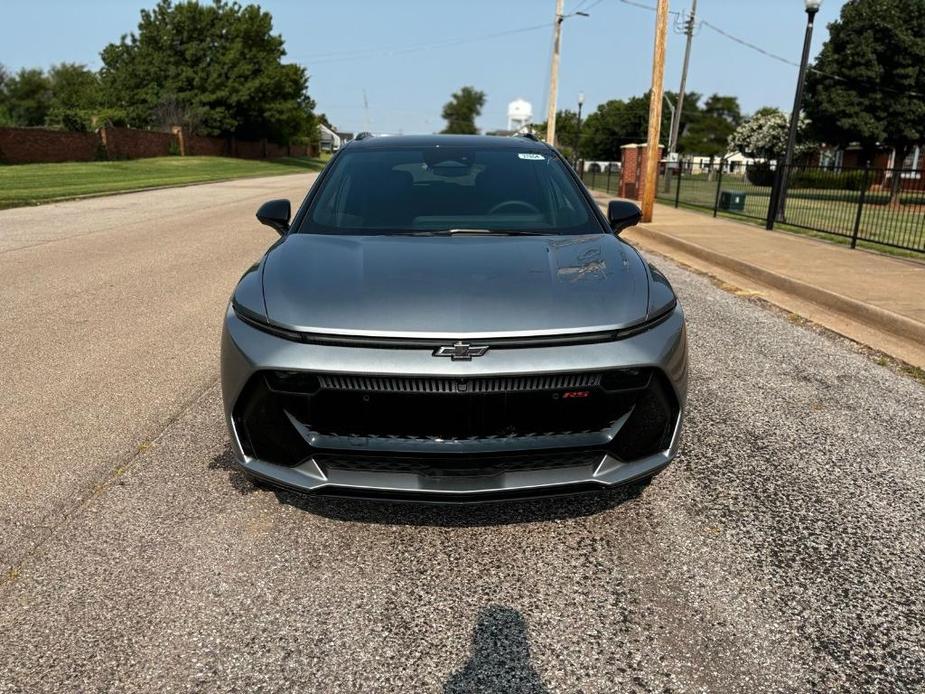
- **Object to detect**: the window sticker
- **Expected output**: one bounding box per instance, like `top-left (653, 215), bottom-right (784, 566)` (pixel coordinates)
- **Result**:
top-left (517, 153), bottom-right (545, 161)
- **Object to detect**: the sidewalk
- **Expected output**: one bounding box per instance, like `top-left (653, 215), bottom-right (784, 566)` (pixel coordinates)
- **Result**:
top-left (592, 193), bottom-right (925, 369)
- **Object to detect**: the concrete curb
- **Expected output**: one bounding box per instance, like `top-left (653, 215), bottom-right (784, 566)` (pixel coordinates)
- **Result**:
top-left (631, 224), bottom-right (925, 346)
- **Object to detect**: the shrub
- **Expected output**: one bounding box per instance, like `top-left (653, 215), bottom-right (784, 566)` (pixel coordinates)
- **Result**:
top-left (789, 169), bottom-right (867, 191)
top-left (745, 162), bottom-right (775, 187)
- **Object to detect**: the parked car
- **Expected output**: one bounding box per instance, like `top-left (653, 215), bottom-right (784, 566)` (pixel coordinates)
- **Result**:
top-left (221, 134), bottom-right (688, 501)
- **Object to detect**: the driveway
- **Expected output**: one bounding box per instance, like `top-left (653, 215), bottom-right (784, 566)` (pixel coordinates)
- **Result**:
top-left (1, 176), bottom-right (923, 692)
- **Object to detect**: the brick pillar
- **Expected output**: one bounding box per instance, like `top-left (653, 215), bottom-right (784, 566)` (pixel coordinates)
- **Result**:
top-left (619, 143), bottom-right (664, 201)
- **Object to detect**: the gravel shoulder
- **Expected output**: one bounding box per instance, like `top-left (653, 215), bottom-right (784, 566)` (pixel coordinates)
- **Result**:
top-left (2, 257), bottom-right (923, 693)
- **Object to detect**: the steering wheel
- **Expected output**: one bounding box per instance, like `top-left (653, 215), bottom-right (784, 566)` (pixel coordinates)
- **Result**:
top-left (488, 200), bottom-right (542, 216)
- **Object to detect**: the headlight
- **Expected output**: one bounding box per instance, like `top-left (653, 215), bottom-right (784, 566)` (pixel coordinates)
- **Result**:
top-left (232, 301), bottom-right (304, 342)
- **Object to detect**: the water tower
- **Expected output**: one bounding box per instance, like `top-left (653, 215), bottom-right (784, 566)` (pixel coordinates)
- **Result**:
top-left (507, 98), bottom-right (533, 133)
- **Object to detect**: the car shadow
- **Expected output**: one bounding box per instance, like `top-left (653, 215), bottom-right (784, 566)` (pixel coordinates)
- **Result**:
top-left (208, 448), bottom-right (259, 495)
top-left (280, 483), bottom-right (645, 527)
top-left (209, 444), bottom-right (649, 527)
top-left (444, 605), bottom-right (548, 694)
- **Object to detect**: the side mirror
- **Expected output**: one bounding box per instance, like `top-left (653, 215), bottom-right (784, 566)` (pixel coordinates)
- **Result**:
top-left (607, 200), bottom-right (642, 235)
top-left (256, 199), bottom-right (291, 235)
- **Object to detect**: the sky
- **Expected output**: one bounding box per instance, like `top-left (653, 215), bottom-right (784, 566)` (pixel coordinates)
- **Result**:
top-left (0, 0), bottom-right (849, 134)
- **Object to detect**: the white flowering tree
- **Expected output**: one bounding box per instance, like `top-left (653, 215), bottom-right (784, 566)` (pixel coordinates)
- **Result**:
top-left (728, 107), bottom-right (815, 161)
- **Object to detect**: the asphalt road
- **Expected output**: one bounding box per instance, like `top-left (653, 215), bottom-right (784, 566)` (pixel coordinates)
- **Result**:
top-left (1, 178), bottom-right (924, 693)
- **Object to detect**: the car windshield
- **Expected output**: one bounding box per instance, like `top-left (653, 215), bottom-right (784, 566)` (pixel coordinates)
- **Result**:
top-left (298, 145), bottom-right (602, 236)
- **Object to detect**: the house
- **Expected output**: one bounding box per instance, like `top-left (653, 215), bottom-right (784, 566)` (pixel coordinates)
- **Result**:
top-left (319, 124), bottom-right (342, 153)
top-left (659, 151), bottom-right (762, 175)
top-left (816, 143), bottom-right (924, 190)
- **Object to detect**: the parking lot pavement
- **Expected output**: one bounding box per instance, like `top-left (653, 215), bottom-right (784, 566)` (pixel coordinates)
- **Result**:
top-left (2, 259), bottom-right (923, 693)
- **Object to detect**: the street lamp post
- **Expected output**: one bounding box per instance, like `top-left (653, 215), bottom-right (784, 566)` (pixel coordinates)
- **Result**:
top-left (545, 3), bottom-right (590, 147)
top-left (574, 92), bottom-right (584, 170)
top-left (768, 0), bottom-right (821, 228)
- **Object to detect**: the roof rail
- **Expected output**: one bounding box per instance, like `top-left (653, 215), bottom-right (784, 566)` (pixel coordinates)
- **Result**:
top-left (355, 131), bottom-right (374, 141)
top-left (513, 132), bottom-right (540, 142)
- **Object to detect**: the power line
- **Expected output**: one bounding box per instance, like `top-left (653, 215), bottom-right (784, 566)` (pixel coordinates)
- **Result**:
top-left (617, 0), bottom-right (679, 17)
top-left (619, 0), bottom-right (924, 100)
top-left (698, 20), bottom-right (923, 98)
top-left (301, 22), bottom-right (554, 65)
top-left (698, 20), bottom-right (797, 68)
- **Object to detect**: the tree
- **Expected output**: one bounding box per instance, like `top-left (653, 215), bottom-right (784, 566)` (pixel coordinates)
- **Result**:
top-left (2, 68), bottom-right (52, 127)
top-left (578, 93), bottom-right (677, 161)
top-left (47, 63), bottom-right (101, 131)
top-left (679, 94), bottom-right (742, 158)
top-left (580, 97), bottom-right (650, 160)
top-left (100, 0), bottom-right (315, 142)
top-left (533, 109), bottom-right (579, 158)
top-left (804, 0), bottom-right (925, 205)
top-left (441, 86), bottom-right (485, 134)
top-left (729, 107), bottom-right (814, 161)
top-left (0, 65), bottom-right (10, 125)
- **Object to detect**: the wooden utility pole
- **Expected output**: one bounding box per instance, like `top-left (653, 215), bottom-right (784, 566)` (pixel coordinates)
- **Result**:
top-left (642, 0), bottom-right (670, 222)
top-left (545, 0), bottom-right (565, 146)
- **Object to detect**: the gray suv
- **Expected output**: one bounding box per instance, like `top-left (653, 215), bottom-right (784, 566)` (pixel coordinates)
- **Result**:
top-left (221, 134), bottom-right (687, 501)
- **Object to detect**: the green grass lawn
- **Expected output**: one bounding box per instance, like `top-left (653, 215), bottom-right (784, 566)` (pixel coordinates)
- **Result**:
top-left (597, 173), bottom-right (925, 257)
top-left (0, 155), bottom-right (327, 209)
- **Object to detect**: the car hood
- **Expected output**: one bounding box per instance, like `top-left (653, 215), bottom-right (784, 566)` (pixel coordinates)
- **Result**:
top-left (260, 233), bottom-right (649, 337)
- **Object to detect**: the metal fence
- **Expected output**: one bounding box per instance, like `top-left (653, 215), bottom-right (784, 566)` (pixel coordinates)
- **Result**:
top-left (579, 166), bottom-right (621, 197)
top-left (657, 161), bottom-right (925, 254)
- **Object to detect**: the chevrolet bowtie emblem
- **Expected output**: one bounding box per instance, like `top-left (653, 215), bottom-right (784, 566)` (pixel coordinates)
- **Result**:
top-left (433, 341), bottom-right (489, 361)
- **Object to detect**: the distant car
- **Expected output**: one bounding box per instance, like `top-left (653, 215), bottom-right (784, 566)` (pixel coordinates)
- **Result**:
top-left (221, 134), bottom-right (688, 501)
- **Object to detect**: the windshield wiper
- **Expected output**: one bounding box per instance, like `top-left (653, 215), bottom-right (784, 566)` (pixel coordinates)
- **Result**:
top-left (399, 228), bottom-right (546, 236)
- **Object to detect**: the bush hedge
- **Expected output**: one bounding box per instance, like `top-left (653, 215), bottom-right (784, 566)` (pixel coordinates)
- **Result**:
top-left (744, 164), bottom-right (869, 191)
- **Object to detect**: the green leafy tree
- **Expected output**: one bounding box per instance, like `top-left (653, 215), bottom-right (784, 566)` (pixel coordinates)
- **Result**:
top-left (533, 109), bottom-right (580, 158)
top-left (679, 94), bottom-right (742, 158)
top-left (3, 68), bottom-right (52, 127)
top-left (441, 86), bottom-right (485, 134)
top-left (100, 0), bottom-right (315, 142)
top-left (0, 65), bottom-right (10, 125)
top-left (47, 63), bottom-right (101, 131)
top-left (804, 0), bottom-right (925, 205)
top-left (579, 94), bottom-right (672, 161)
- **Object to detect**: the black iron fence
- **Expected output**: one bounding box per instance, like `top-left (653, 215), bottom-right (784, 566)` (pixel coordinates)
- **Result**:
top-left (579, 165), bottom-right (621, 197)
top-left (656, 161), bottom-right (925, 254)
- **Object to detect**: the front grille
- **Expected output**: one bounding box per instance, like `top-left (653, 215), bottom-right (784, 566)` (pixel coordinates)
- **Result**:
top-left (315, 449), bottom-right (605, 477)
top-left (232, 368), bottom-right (678, 468)
top-left (317, 372), bottom-right (601, 394)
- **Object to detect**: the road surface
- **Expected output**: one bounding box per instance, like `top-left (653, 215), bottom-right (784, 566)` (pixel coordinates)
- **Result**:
top-left (1, 176), bottom-right (923, 692)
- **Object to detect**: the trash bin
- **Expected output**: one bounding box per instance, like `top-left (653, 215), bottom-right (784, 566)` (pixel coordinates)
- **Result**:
top-left (718, 190), bottom-right (746, 211)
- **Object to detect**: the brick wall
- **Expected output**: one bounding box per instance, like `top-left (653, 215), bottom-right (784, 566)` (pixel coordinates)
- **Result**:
top-left (233, 138), bottom-right (265, 159)
top-left (0, 127), bottom-right (99, 164)
top-left (185, 133), bottom-right (229, 157)
top-left (100, 127), bottom-right (174, 159)
top-left (0, 125), bottom-right (307, 165)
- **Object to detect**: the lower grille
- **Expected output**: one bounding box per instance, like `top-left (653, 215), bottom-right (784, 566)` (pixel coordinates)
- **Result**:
top-left (315, 449), bottom-right (606, 477)
top-left (232, 368), bottom-right (678, 467)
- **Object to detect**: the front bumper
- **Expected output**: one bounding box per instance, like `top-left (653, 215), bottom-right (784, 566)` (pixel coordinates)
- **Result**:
top-left (220, 305), bottom-right (688, 500)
